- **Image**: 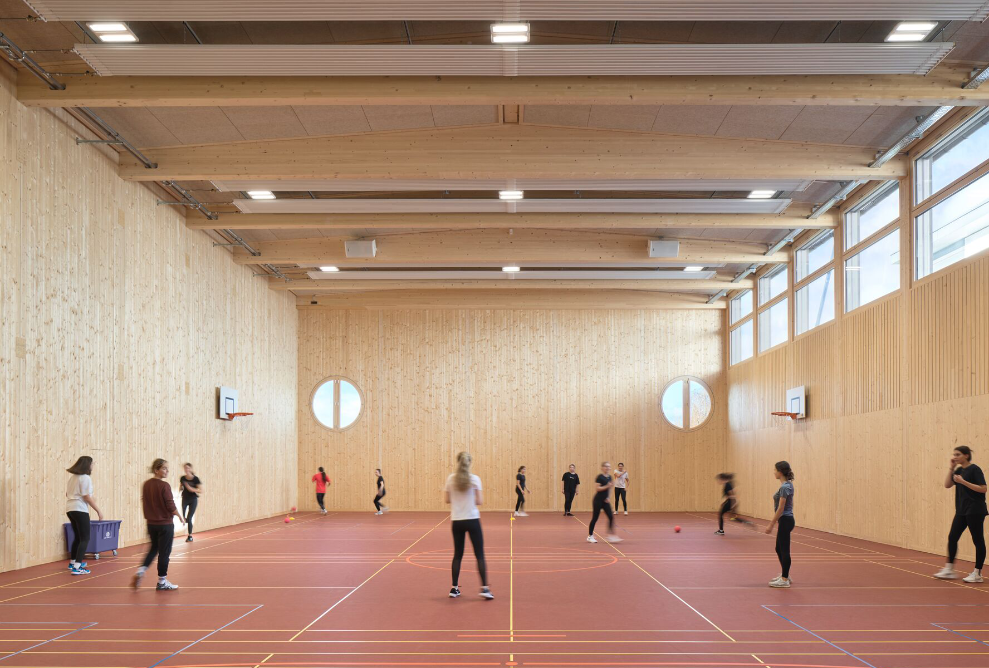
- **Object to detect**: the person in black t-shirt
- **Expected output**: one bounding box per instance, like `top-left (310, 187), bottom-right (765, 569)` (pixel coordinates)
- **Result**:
top-left (935, 446), bottom-right (988, 582)
top-left (514, 466), bottom-right (529, 517)
top-left (373, 468), bottom-right (389, 514)
top-left (587, 462), bottom-right (622, 544)
top-left (715, 473), bottom-right (735, 535)
top-left (179, 463), bottom-right (202, 543)
top-left (561, 464), bottom-right (580, 516)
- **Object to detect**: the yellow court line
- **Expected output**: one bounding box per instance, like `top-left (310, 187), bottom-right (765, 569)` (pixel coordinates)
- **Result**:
top-left (253, 651), bottom-right (274, 668)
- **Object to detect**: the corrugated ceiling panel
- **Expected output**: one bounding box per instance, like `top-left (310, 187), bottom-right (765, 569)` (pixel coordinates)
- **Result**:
top-left (213, 179), bottom-right (814, 192)
top-left (74, 44), bottom-right (954, 77)
top-left (233, 198), bottom-right (792, 214)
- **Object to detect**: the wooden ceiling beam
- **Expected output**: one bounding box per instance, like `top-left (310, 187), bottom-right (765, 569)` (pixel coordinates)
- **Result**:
top-left (19, 67), bottom-right (989, 108)
top-left (296, 290), bottom-right (726, 310)
top-left (187, 205), bottom-right (835, 231)
top-left (230, 230), bottom-right (788, 266)
top-left (120, 125), bottom-right (903, 182)
top-left (272, 278), bottom-right (755, 292)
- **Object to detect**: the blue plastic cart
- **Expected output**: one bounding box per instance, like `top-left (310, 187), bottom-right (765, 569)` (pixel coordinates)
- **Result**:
top-left (63, 519), bottom-right (122, 559)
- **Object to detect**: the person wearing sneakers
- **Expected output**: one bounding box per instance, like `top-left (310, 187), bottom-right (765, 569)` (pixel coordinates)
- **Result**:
top-left (561, 464), bottom-right (580, 516)
top-left (587, 462), bottom-right (622, 544)
top-left (312, 467), bottom-right (330, 514)
top-left (935, 446), bottom-right (987, 583)
top-left (179, 463), bottom-right (202, 543)
top-left (133, 459), bottom-right (184, 591)
top-left (65, 456), bottom-right (104, 575)
top-left (765, 461), bottom-right (795, 588)
top-left (614, 463), bottom-right (630, 515)
top-left (715, 473), bottom-right (736, 535)
top-left (373, 469), bottom-right (388, 514)
top-left (444, 451), bottom-right (494, 600)
top-left (514, 466), bottom-right (530, 517)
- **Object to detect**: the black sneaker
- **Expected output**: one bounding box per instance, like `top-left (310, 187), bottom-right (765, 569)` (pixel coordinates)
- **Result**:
top-left (186, 536), bottom-right (193, 542)
top-left (714, 529), bottom-right (725, 535)
top-left (480, 587), bottom-right (494, 600)
top-left (449, 587), bottom-right (460, 598)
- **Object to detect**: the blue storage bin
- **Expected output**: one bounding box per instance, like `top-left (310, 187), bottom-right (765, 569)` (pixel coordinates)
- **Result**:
top-left (63, 520), bottom-right (122, 559)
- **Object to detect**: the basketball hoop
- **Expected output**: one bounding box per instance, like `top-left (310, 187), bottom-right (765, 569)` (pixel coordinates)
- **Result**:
top-left (224, 412), bottom-right (254, 421)
top-left (771, 411), bottom-right (798, 429)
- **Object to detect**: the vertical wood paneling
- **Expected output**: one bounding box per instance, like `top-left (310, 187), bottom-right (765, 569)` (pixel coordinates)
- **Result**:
top-left (0, 66), bottom-right (298, 573)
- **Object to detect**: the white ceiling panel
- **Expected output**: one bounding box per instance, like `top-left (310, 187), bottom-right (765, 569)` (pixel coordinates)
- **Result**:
top-left (234, 198), bottom-right (792, 214)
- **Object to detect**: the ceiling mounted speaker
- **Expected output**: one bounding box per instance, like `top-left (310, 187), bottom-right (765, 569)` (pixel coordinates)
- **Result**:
top-left (344, 240), bottom-right (377, 258)
top-left (648, 241), bottom-right (680, 258)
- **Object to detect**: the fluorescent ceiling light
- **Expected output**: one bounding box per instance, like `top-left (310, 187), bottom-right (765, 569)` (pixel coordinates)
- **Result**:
top-left (498, 190), bottom-right (524, 200)
top-left (502, 266), bottom-right (521, 272)
top-left (246, 190), bottom-right (275, 200)
top-left (886, 20), bottom-right (936, 42)
top-left (97, 32), bottom-right (138, 42)
top-left (87, 22), bottom-right (128, 32)
top-left (491, 22), bottom-right (529, 44)
top-left (684, 266), bottom-right (705, 272)
top-left (319, 266), bottom-right (339, 272)
top-left (886, 33), bottom-right (927, 42)
top-left (747, 190), bottom-right (776, 199)
top-left (897, 22), bottom-right (938, 31)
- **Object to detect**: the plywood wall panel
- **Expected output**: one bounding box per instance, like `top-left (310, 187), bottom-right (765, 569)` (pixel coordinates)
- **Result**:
top-left (0, 66), bottom-right (298, 573)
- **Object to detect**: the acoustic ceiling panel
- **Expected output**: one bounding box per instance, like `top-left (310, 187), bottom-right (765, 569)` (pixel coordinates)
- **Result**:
top-left (233, 198), bottom-right (792, 214)
top-left (74, 43), bottom-right (954, 77)
top-left (213, 179), bottom-right (814, 192)
top-left (28, 0), bottom-right (989, 21)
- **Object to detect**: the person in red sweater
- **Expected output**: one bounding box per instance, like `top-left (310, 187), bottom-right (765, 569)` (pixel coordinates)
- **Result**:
top-left (132, 459), bottom-right (185, 591)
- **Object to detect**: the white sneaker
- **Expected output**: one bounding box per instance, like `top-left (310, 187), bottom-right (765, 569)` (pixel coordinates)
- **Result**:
top-left (586, 535), bottom-right (598, 543)
top-left (934, 566), bottom-right (960, 579)
top-left (381, 506), bottom-right (389, 513)
top-left (769, 578), bottom-right (791, 588)
top-left (375, 511), bottom-right (383, 515)
top-left (156, 579), bottom-right (178, 591)
top-left (963, 571), bottom-right (984, 583)
top-left (769, 574), bottom-right (794, 585)
top-left (606, 534), bottom-right (623, 543)
top-left (623, 511), bottom-right (628, 515)
top-left (518, 511), bottom-right (528, 517)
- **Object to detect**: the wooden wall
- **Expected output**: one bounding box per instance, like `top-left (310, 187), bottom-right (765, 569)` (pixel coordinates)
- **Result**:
top-left (0, 65), bottom-right (299, 572)
top-left (298, 310), bottom-right (726, 512)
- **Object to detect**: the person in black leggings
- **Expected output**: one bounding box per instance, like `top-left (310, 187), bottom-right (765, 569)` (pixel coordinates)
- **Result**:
top-left (373, 469), bottom-right (388, 514)
top-left (65, 456), bottom-right (104, 575)
top-left (935, 446), bottom-right (987, 583)
top-left (445, 451), bottom-right (493, 600)
top-left (586, 462), bottom-right (622, 544)
top-left (561, 464), bottom-right (580, 516)
top-left (514, 466), bottom-right (530, 517)
top-left (179, 463), bottom-right (202, 543)
top-left (765, 461), bottom-right (795, 588)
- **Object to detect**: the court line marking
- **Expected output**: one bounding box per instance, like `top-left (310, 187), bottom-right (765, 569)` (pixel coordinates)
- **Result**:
top-left (510, 514), bottom-right (515, 645)
top-left (573, 515), bottom-right (734, 642)
top-left (147, 605), bottom-right (264, 668)
top-left (0, 621), bottom-right (96, 663)
top-left (761, 606), bottom-right (875, 668)
top-left (389, 522), bottom-right (414, 535)
top-left (930, 623), bottom-right (989, 649)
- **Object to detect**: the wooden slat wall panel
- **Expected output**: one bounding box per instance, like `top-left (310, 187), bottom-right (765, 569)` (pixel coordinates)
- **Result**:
top-left (0, 66), bottom-right (298, 573)
top-left (842, 296), bottom-right (901, 415)
top-left (298, 309), bottom-right (726, 512)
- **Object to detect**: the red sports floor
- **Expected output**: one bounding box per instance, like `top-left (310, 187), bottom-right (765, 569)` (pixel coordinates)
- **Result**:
top-left (1, 510), bottom-right (988, 668)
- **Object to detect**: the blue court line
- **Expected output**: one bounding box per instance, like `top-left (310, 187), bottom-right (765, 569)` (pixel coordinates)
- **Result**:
top-left (0, 621), bottom-right (97, 663)
top-left (147, 604), bottom-right (263, 668)
top-left (931, 622), bottom-right (989, 648)
top-left (762, 605), bottom-right (878, 668)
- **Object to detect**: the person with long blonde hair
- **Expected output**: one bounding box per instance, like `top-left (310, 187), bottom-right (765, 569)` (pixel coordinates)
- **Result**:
top-left (444, 451), bottom-right (493, 600)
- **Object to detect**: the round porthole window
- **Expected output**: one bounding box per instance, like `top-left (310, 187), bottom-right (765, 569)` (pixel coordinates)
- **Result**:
top-left (660, 376), bottom-right (713, 431)
top-left (311, 376), bottom-right (364, 431)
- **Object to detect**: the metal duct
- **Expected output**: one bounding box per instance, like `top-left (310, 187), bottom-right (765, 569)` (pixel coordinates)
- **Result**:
top-left (214, 179), bottom-right (814, 193)
top-left (306, 270), bottom-right (718, 280)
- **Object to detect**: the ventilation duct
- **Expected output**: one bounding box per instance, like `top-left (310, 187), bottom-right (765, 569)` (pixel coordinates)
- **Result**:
top-left (214, 179), bottom-right (814, 193)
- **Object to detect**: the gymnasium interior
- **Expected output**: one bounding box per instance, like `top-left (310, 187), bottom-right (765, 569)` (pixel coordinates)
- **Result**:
top-left (1, 2), bottom-right (989, 667)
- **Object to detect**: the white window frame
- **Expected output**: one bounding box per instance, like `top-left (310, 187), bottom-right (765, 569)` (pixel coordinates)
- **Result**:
top-left (310, 375), bottom-right (365, 432)
top-left (660, 375), bottom-right (715, 432)
top-left (844, 180), bottom-right (900, 251)
top-left (845, 228), bottom-right (901, 312)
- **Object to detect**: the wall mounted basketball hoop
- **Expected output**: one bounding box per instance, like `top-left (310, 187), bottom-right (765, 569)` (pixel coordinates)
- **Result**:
top-left (771, 411), bottom-right (799, 429)
top-left (223, 412), bottom-right (254, 421)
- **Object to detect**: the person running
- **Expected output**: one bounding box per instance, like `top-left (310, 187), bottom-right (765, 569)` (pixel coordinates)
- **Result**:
top-left (614, 463), bottom-right (630, 515)
top-left (765, 461), bottom-right (795, 588)
top-left (587, 462), bottom-right (622, 544)
top-left (935, 445), bottom-right (987, 583)
top-left (179, 463), bottom-right (202, 543)
top-left (133, 459), bottom-right (184, 591)
top-left (714, 473), bottom-right (756, 534)
top-left (373, 469), bottom-right (388, 515)
top-left (444, 451), bottom-right (494, 600)
top-left (65, 456), bottom-right (104, 575)
top-left (562, 464), bottom-right (580, 516)
top-left (312, 467), bottom-right (331, 515)
top-left (514, 466), bottom-right (530, 517)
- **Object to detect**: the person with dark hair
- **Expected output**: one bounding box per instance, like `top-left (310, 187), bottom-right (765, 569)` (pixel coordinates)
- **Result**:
top-left (133, 459), bottom-right (184, 591)
top-left (614, 463), bottom-right (630, 515)
top-left (373, 469), bottom-right (388, 515)
top-left (561, 464), bottom-right (580, 516)
top-left (65, 456), bottom-right (103, 575)
top-left (715, 473), bottom-right (736, 535)
top-left (312, 467), bottom-right (331, 515)
top-left (587, 462), bottom-right (622, 544)
top-left (179, 463), bottom-right (202, 542)
top-left (514, 466), bottom-right (530, 517)
top-left (935, 446), bottom-right (987, 582)
top-left (444, 451), bottom-right (493, 600)
top-left (765, 461), bottom-right (795, 588)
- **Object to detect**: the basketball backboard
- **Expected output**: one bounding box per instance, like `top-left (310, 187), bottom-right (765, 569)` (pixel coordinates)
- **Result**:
top-left (218, 386), bottom-right (238, 420)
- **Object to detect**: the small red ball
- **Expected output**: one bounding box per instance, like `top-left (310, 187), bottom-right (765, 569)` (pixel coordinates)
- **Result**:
top-left (674, 525), bottom-right (681, 533)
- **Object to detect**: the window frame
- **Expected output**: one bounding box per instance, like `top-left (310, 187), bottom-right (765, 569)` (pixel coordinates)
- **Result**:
top-left (795, 229), bottom-right (835, 283)
top-left (757, 296), bottom-right (789, 353)
top-left (309, 375), bottom-right (365, 432)
top-left (758, 264), bottom-right (788, 306)
top-left (729, 316), bottom-right (754, 366)
top-left (659, 375), bottom-right (715, 432)
top-left (913, 107), bottom-right (989, 207)
top-left (843, 228), bottom-right (902, 313)
top-left (844, 180), bottom-right (900, 253)
top-left (729, 289), bottom-right (753, 325)
top-left (794, 268), bottom-right (836, 337)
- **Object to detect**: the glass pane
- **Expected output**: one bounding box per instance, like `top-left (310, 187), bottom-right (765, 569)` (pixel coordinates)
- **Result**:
top-left (915, 108), bottom-right (989, 204)
top-left (339, 380), bottom-right (362, 429)
top-left (845, 182), bottom-right (899, 250)
top-left (846, 230), bottom-right (900, 311)
top-left (311, 380), bottom-right (336, 429)
top-left (914, 171), bottom-right (989, 280)
top-left (795, 269), bottom-right (835, 335)
top-left (795, 230), bottom-right (834, 282)
top-left (730, 320), bottom-right (753, 365)
top-left (688, 380), bottom-right (712, 429)
top-left (758, 266), bottom-right (787, 305)
top-left (661, 380), bottom-right (684, 428)
top-left (730, 290), bottom-right (753, 325)
top-left (758, 298), bottom-right (788, 351)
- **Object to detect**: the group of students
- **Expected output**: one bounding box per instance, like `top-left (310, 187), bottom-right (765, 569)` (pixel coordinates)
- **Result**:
top-left (514, 462), bottom-right (630, 519)
top-left (310, 466), bottom-right (389, 515)
top-left (65, 456), bottom-right (201, 590)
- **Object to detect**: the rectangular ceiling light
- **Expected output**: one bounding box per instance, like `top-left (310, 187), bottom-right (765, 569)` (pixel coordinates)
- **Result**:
top-left (747, 190), bottom-right (777, 199)
top-left (213, 179), bottom-right (815, 193)
top-left (86, 21), bottom-right (138, 43)
top-left (498, 190), bottom-right (524, 200)
top-left (886, 21), bottom-right (938, 42)
top-left (684, 266), bottom-right (705, 272)
top-left (73, 43), bottom-right (955, 77)
top-left (246, 190), bottom-right (275, 200)
top-left (491, 23), bottom-right (529, 44)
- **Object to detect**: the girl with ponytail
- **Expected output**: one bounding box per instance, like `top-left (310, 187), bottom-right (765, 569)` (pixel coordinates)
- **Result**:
top-left (312, 467), bottom-right (331, 515)
top-left (765, 461), bottom-right (796, 588)
top-left (443, 451), bottom-right (493, 600)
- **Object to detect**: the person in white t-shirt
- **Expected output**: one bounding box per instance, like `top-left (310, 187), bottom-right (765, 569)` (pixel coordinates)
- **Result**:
top-left (614, 463), bottom-right (630, 515)
top-left (444, 451), bottom-right (493, 600)
top-left (65, 456), bottom-right (104, 575)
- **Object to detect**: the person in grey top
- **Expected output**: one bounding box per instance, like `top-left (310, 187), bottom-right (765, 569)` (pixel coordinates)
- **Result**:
top-left (765, 461), bottom-right (795, 588)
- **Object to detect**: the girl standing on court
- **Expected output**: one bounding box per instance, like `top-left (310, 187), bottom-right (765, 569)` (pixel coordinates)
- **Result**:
top-left (444, 451), bottom-right (494, 600)
top-left (179, 463), bottom-right (202, 543)
top-left (614, 463), bottom-right (630, 515)
top-left (587, 462), bottom-right (622, 544)
top-left (935, 446), bottom-right (987, 583)
top-left (66, 456), bottom-right (104, 575)
top-left (514, 466), bottom-right (529, 517)
top-left (373, 468), bottom-right (388, 514)
top-left (765, 461), bottom-right (795, 588)
top-left (312, 467), bottom-right (330, 514)
top-left (133, 459), bottom-right (184, 591)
